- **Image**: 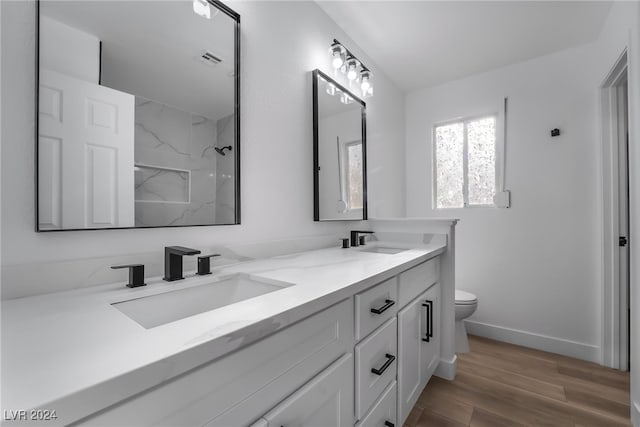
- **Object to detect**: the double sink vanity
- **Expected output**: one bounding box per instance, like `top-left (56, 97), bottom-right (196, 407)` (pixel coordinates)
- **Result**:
top-left (2, 223), bottom-right (458, 427)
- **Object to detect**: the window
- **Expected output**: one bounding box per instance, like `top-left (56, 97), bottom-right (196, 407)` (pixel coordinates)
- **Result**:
top-left (340, 140), bottom-right (363, 210)
top-left (346, 141), bottom-right (363, 209)
top-left (434, 115), bottom-right (498, 208)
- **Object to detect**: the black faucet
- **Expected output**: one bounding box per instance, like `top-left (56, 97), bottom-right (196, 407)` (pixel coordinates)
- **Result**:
top-left (350, 230), bottom-right (374, 247)
top-left (163, 246), bottom-right (201, 281)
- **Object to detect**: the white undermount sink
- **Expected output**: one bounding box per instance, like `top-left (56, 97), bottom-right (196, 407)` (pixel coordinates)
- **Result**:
top-left (111, 274), bottom-right (293, 329)
top-left (358, 246), bottom-right (407, 255)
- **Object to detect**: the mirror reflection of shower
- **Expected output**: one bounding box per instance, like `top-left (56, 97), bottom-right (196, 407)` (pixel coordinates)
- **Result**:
top-left (215, 145), bottom-right (233, 156)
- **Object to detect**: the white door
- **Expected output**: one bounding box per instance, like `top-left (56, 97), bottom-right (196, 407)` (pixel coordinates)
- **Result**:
top-left (38, 68), bottom-right (134, 229)
top-left (263, 354), bottom-right (354, 427)
top-left (397, 284), bottom-right (440, 425)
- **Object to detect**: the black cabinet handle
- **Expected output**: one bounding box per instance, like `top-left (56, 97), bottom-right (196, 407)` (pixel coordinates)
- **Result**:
top-left (371, 299), bottom-right (395, 314)
top-left (371, 353), bottom-right (395, 376)
top-left (421, 300), bottom-right (433, 342)
top-left (384, 422), bottom-right (395, 427)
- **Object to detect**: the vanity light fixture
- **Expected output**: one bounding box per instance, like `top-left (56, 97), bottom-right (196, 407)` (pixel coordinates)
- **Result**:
top-left (328, 39), bottom-right (373, 98)
top-left (193, 0), bottom-right (211, 19)
top-left (326, 82), bottom-right (337, 96)
top-left (340, 92), bottom-right (353, 105)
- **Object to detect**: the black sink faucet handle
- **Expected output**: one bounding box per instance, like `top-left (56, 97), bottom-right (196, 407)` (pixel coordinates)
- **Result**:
top-left (111, 264), bottom-right (146, 288)
top-left (197, 254), bottom-right (221, 276)
top-left (164, 246), bottom-right (201, 281)
top-left (350, 230), bottom-right (375, 247)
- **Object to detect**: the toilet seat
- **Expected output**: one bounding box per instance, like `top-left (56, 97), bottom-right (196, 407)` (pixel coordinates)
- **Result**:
top-left (455, 289), bottom-right (477, 305)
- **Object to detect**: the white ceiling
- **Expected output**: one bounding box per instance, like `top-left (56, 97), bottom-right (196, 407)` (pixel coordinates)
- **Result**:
top-left (317, 1), bottom-right (613, 92)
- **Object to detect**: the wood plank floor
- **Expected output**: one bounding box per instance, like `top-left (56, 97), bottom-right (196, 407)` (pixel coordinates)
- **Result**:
top-left (405, 335), bottom-right (631, 427)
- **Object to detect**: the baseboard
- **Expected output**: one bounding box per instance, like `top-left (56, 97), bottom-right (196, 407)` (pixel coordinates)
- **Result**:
top-left (632, 400), bottom-right (639, 427)
top-left (434, 355), bottom-right (457, 380)
top-left (464, 320), bottom-right (600, 364)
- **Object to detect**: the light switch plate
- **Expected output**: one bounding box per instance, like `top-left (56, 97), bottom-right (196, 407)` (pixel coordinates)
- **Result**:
top-left (494, 190), bottom-right (511, 208)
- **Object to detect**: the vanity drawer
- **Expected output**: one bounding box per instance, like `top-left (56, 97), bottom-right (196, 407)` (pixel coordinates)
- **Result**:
top-left (76, 299), bottom-right (353, 427)
top-left (355, 317), bottom-right (397, 419)
top-left (398, 257), bottom-right (439, 308)
top-left (355, 277), bottom-right (398, 340)
top-left (356, 381), bottom-right (397, 427)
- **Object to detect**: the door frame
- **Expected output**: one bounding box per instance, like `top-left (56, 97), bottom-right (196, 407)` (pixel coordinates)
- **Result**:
top-left (600, 49), bottom-right (630, 370)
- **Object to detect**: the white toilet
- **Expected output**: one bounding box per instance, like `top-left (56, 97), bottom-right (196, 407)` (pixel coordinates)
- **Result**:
top-left (455, 289), bottom-right (478, 353)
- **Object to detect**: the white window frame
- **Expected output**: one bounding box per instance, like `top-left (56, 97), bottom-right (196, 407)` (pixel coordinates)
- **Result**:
top-left (432, 112), bottom-right (504, 209)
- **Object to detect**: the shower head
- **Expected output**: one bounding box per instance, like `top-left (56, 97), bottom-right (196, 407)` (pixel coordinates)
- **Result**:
top-left (214, 146), bottom-right (233, 156)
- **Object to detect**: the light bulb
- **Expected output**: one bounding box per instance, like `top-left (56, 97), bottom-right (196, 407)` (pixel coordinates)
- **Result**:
top-left (332, 51), bottom-right (343, 69)
top-left (347, 63), bottom-right (357, 81)
top-left (345, 57), bottom-right (360, 81)
top-left (193, 0), bottom-right (211, 19)
top-left (330, 44), bottom-right (345, 70)
top-left (340, 93), bottom-right (352, 104)
top-left (326, 82), bottom-right (336, 96)
top-left (360, 70), bottom-right (371, 93)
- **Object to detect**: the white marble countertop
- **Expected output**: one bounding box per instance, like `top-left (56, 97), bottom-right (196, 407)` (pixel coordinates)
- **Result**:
top-left (1, 238), bottom-right (446, 424)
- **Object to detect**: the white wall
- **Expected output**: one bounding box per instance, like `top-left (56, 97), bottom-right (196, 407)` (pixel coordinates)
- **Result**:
top-left (40, 16), bottom-right (100, 84)
top-left (406, 44), bottom-right (604, 361)
top-left (0, 0), bottom-right (406, 298)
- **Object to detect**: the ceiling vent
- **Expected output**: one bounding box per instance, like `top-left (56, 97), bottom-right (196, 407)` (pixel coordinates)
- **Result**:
top-left (197, 50), bottom-right (223, 66)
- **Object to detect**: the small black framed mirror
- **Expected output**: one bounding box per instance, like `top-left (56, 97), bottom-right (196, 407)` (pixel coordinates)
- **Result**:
top-left (36, 0), bottom-right (240, 231)
top-left (312, 69), bottom-right (367, 221)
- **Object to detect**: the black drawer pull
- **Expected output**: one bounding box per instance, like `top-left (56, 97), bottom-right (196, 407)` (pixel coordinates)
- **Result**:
top-left (371, 299), bottom-right (395, 314)
top-left (371, 353), bottom-right (395, 375)
top-left (384, 422), bottom-right (395, 427)
top-left (421, 300), bottom-right (433, 342)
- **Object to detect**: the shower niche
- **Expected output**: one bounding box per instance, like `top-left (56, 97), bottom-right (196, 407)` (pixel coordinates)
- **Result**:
top-left (36, 0), bottom-right (240, 230)
top-left (312, 69), bottom-right (367, 221)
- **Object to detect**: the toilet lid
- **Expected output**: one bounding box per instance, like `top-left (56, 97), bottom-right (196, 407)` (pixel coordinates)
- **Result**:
top-left (455, 289), bottom-right (477, 304)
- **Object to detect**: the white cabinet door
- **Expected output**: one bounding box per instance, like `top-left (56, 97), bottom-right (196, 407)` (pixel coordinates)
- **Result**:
top-left (79, 300), bottom-right (352, 427)
top-left (38, 68), bottom-right (135, 229)
top-left (397, 283), bottom-right (440, 425)
top-left (421, 283), bottom-right (441, 382)
top-left (263, 354), bottom-right (354, 427)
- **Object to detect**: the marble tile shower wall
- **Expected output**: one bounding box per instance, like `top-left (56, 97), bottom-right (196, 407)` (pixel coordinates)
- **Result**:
top-left (134, 97), bottom-right (233, 226)
top-left (215, 113), bottom-right (235, 224)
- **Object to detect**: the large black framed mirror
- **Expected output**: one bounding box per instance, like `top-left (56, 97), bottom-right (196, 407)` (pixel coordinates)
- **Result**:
top-left (36, 0), bottom-right (240, 231)
top-left (313, 69), bottom-right (367, 221)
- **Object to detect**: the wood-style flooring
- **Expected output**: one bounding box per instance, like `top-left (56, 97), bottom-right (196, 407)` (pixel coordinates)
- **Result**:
top-left (405, 335), bottom-right (631, 427)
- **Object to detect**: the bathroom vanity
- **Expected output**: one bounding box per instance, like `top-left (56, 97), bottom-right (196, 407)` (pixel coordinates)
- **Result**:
top-left (1, 220), bottom-right (457, 427)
